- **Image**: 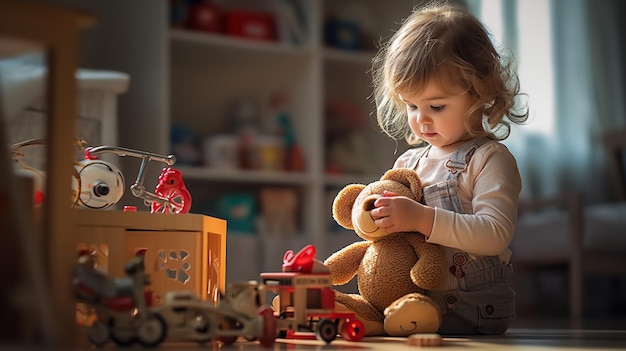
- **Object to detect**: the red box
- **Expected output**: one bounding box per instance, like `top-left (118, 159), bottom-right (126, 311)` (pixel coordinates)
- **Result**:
top-left (225, 10), bottom-right (276, 41)
top-left (187, 2), bottom-right (223, 33)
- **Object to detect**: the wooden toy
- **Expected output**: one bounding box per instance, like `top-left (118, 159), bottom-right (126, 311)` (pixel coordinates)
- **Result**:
top-left (260, 245), bottom-right (366, 343)
top-left (407, 333), bottom-right (443, 347)
top-left (75, 210), bottom-right (226, 305)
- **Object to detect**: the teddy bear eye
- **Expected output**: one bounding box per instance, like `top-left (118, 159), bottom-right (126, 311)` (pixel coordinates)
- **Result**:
top-left (363, 198), bottom-right (376, 212)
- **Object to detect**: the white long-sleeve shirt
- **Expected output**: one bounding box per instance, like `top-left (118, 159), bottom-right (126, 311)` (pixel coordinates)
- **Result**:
top-left (394, 141), bottom-right (521, 263)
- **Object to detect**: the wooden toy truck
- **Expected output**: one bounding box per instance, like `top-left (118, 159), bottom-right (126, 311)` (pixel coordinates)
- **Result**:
top-left (260, 245), bottom-right (365, 343)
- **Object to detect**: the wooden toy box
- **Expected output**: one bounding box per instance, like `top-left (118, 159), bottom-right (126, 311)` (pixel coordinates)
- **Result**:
top-left (74, 209), bottom-right (227, 304)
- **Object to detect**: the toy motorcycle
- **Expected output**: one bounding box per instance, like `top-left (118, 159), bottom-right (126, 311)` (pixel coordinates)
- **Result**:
top-left (72, 250), bottom-right (167, 347)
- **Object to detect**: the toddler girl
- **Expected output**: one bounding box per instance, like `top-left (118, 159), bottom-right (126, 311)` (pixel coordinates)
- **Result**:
top-left (370, 2), bottom-right (528, 335)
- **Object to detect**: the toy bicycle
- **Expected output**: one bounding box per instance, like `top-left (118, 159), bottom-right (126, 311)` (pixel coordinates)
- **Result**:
top-left (11, 138), bottom-right (192, 213)
top-left (77, 145), bottom-right (192, 213)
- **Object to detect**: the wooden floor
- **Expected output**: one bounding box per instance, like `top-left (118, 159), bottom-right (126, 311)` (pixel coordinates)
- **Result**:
top-left (4, 315), bottom-right (626, 350)
top-left (4, 327), bottom-right (626, 350)
top-left (71, 328), bottom-right (626, 350)
top-left (79, 315), bottom-right (626, 351)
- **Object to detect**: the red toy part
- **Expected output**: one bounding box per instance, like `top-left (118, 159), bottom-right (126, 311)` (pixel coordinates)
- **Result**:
top-left (257, 305), bottom-right (277, 347)
top-left (151, 167), bottom-right (192, 214)
top-left (341, 317), bottom-right (366, 341)
top-left (282, 244), bottom-right (316, 273)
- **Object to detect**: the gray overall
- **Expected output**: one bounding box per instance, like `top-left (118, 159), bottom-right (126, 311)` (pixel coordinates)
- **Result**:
top-left (405, 137), bottom-right (515, 335)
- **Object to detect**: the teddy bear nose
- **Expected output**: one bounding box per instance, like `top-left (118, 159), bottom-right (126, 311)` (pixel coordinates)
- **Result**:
top-left (354, 194), bottom-right (384, 235)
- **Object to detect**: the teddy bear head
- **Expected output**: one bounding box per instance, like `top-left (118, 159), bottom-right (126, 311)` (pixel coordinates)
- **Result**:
top-left (332, 168), bottom-right (423, 241)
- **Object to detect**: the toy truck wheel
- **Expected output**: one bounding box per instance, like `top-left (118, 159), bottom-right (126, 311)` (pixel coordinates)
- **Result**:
top-left (137, 313), bottom-right (167, 347)
top-left (316, 319), bottom-right (337, 343)
top-left (88, 320), bottom-right (110, 347)
top-left (257, 306), bottom-right (277, 347)
top-left (191, 312), bottom-right (213, 342)
top-left (341, 317), bottom-right (365, 341)
top-left (216, 317), bottom-right (239, 346)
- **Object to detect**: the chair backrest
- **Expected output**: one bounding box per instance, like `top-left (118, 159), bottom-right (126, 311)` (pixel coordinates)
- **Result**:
top-left (603, 128), bottom-right (626, 201)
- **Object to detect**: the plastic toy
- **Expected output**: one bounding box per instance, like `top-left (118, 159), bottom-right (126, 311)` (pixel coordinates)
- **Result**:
top-left (151, 285), bottom-right (276, 347)
top-left (260, 245), bottom-right (366, 343)
top-left (73, 158), bottom-right (125, 209)
top-left (81, 145), bottom-right (191, 213)
top-left (10, 138), bottom-right (191, 213)
top-left (10, 137), bottom-right (87, 206)
top-left (74, 253), bottom-right (276, 348)
top-left (73, 249), bottom-right (166, 347)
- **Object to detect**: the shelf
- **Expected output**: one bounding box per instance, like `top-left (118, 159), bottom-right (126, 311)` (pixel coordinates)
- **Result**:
top-left (177, 166), bottom-right (313, 185)
top-left (176, 168), bottom-right (382, 188)
top-left (169, 28), bottom-right (312, 57)
top-left (166, 0), bottom-right (416, 282)
top-left (323, 47), bottom-right (376, 65)
top-left (324, 173), bottom-right (379, 187)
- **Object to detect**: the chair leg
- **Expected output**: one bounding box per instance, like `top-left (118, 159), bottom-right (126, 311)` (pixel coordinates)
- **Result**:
top-left (568, 192), bottom-right (584, 328)
top-left (569, 263), bottom-right (583, 328)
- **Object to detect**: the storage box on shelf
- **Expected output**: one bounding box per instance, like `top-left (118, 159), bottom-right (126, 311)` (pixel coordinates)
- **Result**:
top-left (75, 210), bottom-right (227, 304)
top-left (6, 68), bottom-right (128, 151)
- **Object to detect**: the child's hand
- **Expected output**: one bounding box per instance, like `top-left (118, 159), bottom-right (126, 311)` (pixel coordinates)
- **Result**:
top-left (370, 191), bottom-right (424, 234)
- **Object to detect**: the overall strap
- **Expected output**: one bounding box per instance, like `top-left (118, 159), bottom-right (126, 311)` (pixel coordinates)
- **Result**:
top-left (405, 144), bottom-right (431, 170)
top-left (446, 137), bottom-right (492, 178)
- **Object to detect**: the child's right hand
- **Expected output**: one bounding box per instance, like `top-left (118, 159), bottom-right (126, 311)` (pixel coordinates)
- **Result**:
top-left (371, 191), bottom-right (434, 237)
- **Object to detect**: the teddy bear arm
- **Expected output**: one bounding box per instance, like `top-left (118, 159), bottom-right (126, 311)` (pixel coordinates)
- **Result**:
top-left (324, 241), bottom-right (369, 285)
top-left (407, 235), bottom-right (446, 291)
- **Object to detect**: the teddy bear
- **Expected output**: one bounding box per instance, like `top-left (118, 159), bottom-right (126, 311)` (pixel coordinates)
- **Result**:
top-left (325, 168), bottom-right (446, 336)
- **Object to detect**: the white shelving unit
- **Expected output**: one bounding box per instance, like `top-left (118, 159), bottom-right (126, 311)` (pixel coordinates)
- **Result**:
top-left (167, 0), bottom-right (427, 283)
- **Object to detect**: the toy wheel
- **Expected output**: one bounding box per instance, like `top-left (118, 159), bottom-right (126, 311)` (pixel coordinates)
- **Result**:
top-left (190, 312), bottom-right (213, 342)
top-left (109, 319), bottom-right (136, 346)
top-left (137, 313), bottom-right (167, 347)
top-left (257, 306), bottom-right (277, 347)
top-left (216, 317), bottom-right (239, 346)
top-left (341, 317), bottom-right (365, 341)
top-left (88, 320), bottom-right (110, 347)
top-left (151, 187), bottom-right (191, 214)
top-left (316, 318), bottom-right (337, 343)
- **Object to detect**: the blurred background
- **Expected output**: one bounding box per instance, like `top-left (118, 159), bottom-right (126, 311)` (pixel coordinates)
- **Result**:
top-left (3, 0), bottom-right (625, 331)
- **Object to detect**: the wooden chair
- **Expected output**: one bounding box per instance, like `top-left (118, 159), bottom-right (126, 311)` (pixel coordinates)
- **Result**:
top-left (511, 128), bottom-right (626, 326)
top-left (0, 1), bottom-right (94, 347)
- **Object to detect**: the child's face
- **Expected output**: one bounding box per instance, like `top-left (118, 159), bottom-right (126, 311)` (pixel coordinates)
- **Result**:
top-left (400, 77), bottom-right (477, 152)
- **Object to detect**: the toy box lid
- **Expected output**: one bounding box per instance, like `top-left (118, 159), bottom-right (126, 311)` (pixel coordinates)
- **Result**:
top-left (74, 209), bottom-right (226, 233)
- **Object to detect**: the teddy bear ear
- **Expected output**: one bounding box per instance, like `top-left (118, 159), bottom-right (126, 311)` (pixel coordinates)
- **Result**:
top-left (332, 184), bottom-right (365, 229)
top-left (381, 168), bottom-right (423, 201)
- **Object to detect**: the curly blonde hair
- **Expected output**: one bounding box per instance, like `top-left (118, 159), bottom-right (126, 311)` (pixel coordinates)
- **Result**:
top-left (372, 1), bottom-right (528, 145)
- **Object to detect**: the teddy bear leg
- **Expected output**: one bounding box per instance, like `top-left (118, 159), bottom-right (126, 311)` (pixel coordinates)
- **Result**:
top-left (383, 293), bottom-right (441, 336)
top-left (333, 300), bottom-right (385, 336)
